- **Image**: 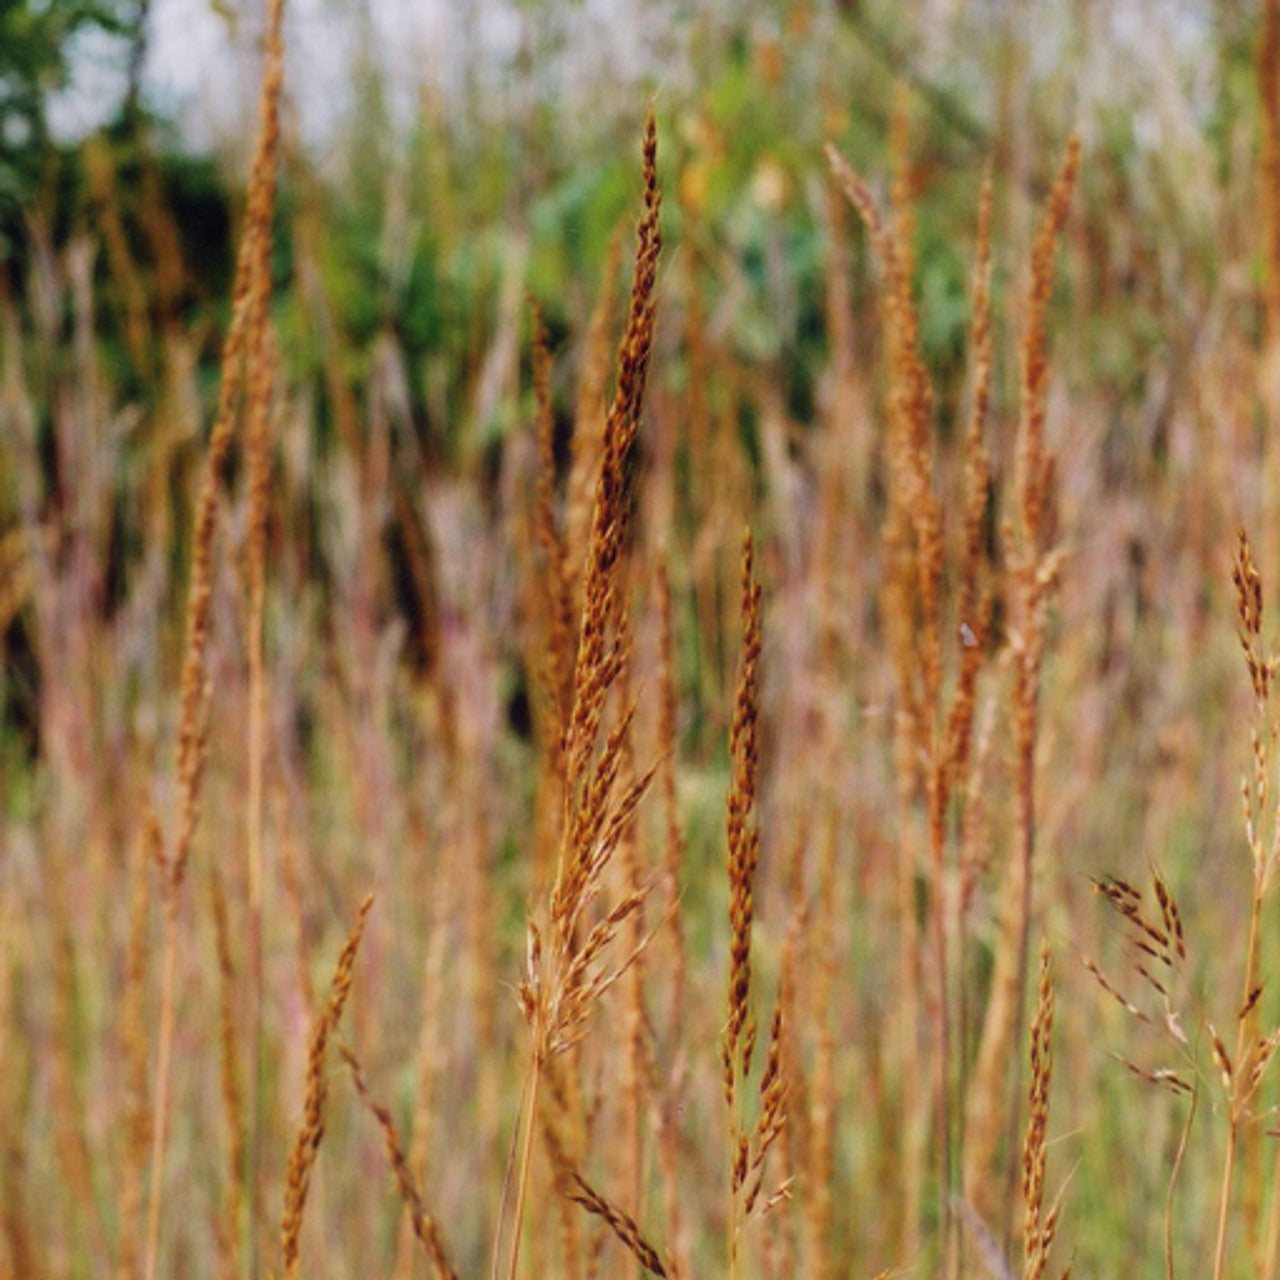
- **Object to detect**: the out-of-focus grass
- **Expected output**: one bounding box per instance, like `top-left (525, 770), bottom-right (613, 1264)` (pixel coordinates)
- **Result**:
top-left (5, 3), bottom-right (1280, 1279)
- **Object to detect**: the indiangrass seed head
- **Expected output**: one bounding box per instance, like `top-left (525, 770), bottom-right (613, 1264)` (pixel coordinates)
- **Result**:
top-left (724, 527), bottom-right (763, 1100)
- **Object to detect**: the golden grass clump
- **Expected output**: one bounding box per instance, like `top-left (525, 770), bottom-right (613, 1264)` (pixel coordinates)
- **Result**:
top-left (826, 121), bottom-right (1075, 1269)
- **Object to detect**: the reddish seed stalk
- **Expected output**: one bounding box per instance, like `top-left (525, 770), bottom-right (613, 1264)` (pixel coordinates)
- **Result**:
top-left (724, 527), bottom-right (766, 1280)
top-left (1001, 134), bottom-right (1079, 1245)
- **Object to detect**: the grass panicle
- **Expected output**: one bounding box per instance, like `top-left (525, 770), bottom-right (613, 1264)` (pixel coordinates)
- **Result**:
top-left (722, 528), bottom-right (788, 1277)
top-left (505, 113), bottom-right (663, 1280)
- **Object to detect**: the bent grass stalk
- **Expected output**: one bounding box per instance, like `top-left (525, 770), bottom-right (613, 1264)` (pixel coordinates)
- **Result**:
top-left (341, 1045), bottom-right (459, 1280)
top-left (280, 894), bottom-right (374, 1279)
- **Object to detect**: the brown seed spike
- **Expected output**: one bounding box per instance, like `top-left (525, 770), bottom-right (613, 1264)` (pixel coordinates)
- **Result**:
top-left (724, 529), bottom-right (763, 1087)
top-left (1234, 529), bottom-right (1272, 701)
top-left (505, 117), bottom-right (662, 1280)
top-left (1022, 944), bottom-right (1057, 1280)
top-left (1018, 133), bottom-right (1079, 551)
top-left (1210, 1029), bottom-right (1234, 1090)
top-left (565, 1170), bottom-right (670, 1278)
top-left (1151, 873), bottom-right (1187, 962)
top-left (1234, 528), bottom-right (1264, 640)
top-left (281, 894), bottom-right (374, 1280)
top-left (341, 1047), bottom-right (459, 1280)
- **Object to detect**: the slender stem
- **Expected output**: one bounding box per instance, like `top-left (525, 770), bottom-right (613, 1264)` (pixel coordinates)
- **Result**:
top-left (1214, 1118), bottom-right (1239, 1280)
top-left (1166, 1084), bottom-right (1198, 1280)
top-left (1217, 879), bottom-right (1265, 1280)
top-left (1003, 660), bottom-right (1037, 1254)
top-left (949, 806), bottom-right (970, 1279)
top-left (142, 904), bottom-right (179, 1280)
top-left (895, 748), bottom-right (921, 1254)
top-left (502, 1051), bottom-right (543, 1280)
top-left (246, 531), bottom-right (267, 1280)
top-left (728, 1087), bottom-right (741, 1280)
top-left (928, 764), bottom-right (954, 1280)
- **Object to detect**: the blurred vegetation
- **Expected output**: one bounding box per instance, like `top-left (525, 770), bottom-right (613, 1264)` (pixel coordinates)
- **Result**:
top-left (6, 1), bottom-right (1280, 1277)
top-left (0, 0), bottom-right (143, 246)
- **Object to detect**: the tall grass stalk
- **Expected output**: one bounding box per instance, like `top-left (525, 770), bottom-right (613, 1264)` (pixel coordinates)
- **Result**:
top-left (506, 112), bottom-right (661, 1280)
top-left (142, 5), bottom-right (286, 1277)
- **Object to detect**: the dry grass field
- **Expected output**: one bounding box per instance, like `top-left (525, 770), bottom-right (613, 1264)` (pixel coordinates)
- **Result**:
top-left (8, 2), bottom-right (1280, 1278)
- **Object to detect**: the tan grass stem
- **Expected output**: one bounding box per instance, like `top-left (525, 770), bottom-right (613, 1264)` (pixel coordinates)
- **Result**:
top-left (211, 869), bottom-right (246, 1280)
top-left (654, 553), bottom-right (689, 1277)
top-left (243, 317), bottom-right (277, 1280)
top-left (117, 823), bottom-right (154, 1280)
top-left (1257, 0), bottom-right (1280, 582)
top-left (825, 136), bottom-right (935, 1252)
